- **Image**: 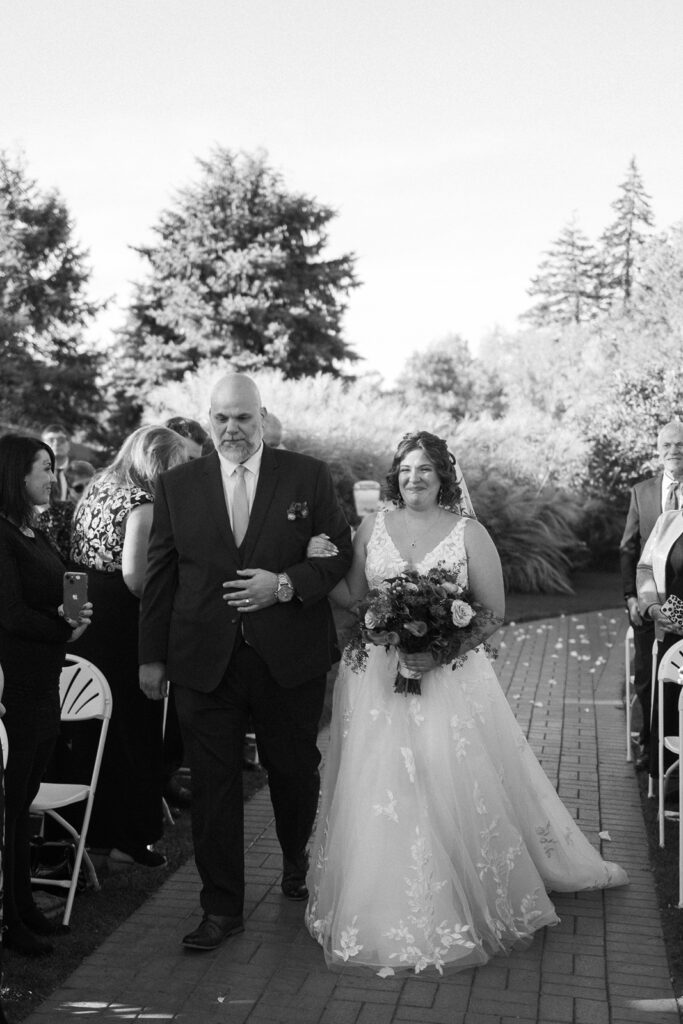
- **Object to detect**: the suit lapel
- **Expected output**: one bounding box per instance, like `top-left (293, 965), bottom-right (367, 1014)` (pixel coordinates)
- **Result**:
top-left (241, 446), bottom-right (279, 562)
top-left (202, 454), bottom-right (239, 555)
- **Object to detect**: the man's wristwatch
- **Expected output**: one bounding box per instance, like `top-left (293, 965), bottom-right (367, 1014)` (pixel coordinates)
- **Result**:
top-left (275, 573), bottom-right (294, 603)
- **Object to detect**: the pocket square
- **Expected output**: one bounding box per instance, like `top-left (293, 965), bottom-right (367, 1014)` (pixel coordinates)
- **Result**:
top-left (286, 501), bottom-right (309, 521)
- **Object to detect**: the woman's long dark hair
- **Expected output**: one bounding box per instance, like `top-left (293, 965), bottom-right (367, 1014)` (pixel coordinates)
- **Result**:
top-left (0, 434), bottom-right (55, 528)
top-left (385, 431), bottom-right (462, 509)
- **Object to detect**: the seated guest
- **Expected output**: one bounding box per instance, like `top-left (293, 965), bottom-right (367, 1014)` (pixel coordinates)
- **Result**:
top-left (637, 496), bottom-right (683, 777)
top-left (0, 434), bottom-right (92, 955)
top-left (70, 426), bottom-right (188, 868)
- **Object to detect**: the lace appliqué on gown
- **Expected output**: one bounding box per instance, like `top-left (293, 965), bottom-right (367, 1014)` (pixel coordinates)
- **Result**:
top-left (305, 508), bottom-right (627, 975)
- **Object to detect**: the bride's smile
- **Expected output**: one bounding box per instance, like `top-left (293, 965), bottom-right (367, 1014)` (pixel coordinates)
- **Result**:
top-left (398, 449), bottom-right (441, 509)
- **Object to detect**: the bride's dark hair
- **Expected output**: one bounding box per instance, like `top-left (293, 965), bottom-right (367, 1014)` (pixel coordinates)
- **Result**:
top-left (385, 431), bottom-right (462, 509)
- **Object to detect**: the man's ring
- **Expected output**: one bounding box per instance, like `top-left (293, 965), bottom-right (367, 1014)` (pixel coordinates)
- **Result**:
top-left (244, 598), bottom-right (250, 604)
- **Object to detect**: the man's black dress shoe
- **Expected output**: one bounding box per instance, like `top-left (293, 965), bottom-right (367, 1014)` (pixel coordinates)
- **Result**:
top-left (281, 851), bottom-right (309, 901)
top-left (182, 914), bottom-right (244, 951)
top-left (281, 876), bottom-right (309, 901)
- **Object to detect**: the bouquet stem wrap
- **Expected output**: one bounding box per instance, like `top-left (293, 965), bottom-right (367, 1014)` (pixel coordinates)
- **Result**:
top-left (396, 651), bottom-right (423, 695)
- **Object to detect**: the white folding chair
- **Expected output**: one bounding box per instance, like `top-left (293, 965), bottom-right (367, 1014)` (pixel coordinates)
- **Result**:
top-left (656, 639), bottom-right (683, 847)
top-left (678, 689), bottom-right (683, 908)
top-left (30, 655), bottom-right (112, 925)
top-left (0, 718), bottom-right (8, 769)
top-left (624, 625), bottom-right (636, 761)
top-left (649, 637), bottom-right (659, 800)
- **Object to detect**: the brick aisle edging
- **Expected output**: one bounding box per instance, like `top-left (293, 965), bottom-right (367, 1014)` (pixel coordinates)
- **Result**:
top-left (22, 611), bottom-right (683, 1023)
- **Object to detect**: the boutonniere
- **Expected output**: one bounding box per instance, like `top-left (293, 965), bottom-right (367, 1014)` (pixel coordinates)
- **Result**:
top-left (287, 501), bottom-right (309, 521)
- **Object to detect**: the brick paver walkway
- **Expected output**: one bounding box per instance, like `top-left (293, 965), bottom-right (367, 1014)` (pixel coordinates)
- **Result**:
top-left (22, 611), bottom-right (682, 1023)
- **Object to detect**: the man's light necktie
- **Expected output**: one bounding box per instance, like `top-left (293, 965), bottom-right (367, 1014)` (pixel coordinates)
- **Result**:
top-left (665, 480), bottom-right (680, 511)
top-left (232, 464), bottom-right (250, 546)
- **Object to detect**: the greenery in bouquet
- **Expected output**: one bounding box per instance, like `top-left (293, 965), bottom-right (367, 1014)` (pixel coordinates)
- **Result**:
top-left (343, 564), bottom-right (499, 694)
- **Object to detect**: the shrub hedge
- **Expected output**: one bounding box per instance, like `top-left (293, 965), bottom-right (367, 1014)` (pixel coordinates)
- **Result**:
top-left (143, 367), bottom-right (599, 593)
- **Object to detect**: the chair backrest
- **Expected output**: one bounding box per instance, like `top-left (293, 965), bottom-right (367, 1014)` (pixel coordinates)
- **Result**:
top-left (657, 639), bottom-right (683, 684)
top-left (0, 719), bottom-right (7, 769)
top-left (60, 655), bottom-right (113, 723)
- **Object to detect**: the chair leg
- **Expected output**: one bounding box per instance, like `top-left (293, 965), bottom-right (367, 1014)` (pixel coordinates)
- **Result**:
top-left (42, 807), bottom-right (101, 926)
top-left (659, 671), bottom-right (666, 847)
top-left (679, 700), bottom-right (683, 908)
top-left (162, 798), bottom-right (175, 826)
top-left (659, 760), bottom-right (680, 849)
top-left (625, 630), bottom-right (633, 761)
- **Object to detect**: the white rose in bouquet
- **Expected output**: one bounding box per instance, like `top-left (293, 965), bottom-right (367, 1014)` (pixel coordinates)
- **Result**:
top-left (451, 599), bottom-right (474, 627)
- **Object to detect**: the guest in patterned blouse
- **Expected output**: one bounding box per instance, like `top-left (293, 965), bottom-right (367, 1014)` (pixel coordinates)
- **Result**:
top-left (70, 426), bottom-right (187, 869)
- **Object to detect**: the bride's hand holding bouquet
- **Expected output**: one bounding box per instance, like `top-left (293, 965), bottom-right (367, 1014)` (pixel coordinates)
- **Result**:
top-left (344, 565), bottom-right (501, 694)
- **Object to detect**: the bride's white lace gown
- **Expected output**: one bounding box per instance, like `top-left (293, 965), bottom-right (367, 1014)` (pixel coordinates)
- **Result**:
top-left (305, 511), bottom-right (627, 974)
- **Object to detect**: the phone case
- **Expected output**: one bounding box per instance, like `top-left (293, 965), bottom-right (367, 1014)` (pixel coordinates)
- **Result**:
top-left (63, 572), bottom-right (88, 619)
top-left (661, 594), bottom-right (683, 628)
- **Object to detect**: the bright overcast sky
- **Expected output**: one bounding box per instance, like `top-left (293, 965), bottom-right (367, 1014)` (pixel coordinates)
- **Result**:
top-left (3, 0), bottom-right (683, 380)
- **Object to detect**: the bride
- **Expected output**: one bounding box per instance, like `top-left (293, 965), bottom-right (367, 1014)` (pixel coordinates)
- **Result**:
top-left (305, 431), bottom-right (627, 975)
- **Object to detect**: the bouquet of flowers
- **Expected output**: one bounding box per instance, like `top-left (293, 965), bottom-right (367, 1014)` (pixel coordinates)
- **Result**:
top-left (344, 564), bottom-right (498, 695)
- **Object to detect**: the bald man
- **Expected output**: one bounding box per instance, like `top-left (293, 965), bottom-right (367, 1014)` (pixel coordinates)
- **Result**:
top-left (139, 373), bottom-right (352, 950)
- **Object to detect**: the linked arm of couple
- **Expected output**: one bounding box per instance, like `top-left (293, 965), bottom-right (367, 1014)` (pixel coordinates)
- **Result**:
top-left (138, 463), bottom-right (354, 700)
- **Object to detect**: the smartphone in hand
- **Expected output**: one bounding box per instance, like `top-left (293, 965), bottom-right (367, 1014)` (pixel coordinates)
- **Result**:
top-left (63, 571), bottom-right (88, 620)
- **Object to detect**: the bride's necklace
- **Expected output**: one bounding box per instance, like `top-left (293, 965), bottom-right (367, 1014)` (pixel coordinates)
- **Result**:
top-left (401, 508), bottom-right (443, 549)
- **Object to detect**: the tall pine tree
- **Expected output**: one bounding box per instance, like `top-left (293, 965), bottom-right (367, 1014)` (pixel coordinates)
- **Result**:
top-left (523, 215), bottom-right (603, 327)
top-left (599, 156), bottom-right (654, 309)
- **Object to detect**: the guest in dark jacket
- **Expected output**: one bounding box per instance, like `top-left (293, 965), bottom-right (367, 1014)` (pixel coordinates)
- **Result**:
top-left (620, 420), bottom-right (683, 769)
top-left (0, 434), bottom-right (92, 955)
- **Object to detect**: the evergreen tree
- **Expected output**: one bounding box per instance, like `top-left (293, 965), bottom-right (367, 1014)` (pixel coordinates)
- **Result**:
top-left (599, 157), bottom-right (654, 308)
top-left (114, 148), bottom-right (359, 403)
top-left (629, 221), bottom-right (683, 335)
top-left (0, 153), bottom-right (102, 430)
top-left (523, 215), bottom-right (603, 327)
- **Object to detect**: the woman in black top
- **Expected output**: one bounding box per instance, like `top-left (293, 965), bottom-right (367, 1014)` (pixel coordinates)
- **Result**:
top-left (0, 435), bottom-right (92, 956)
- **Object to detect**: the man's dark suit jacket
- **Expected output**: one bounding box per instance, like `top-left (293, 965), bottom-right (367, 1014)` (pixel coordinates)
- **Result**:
top-left (619, 474), bottom-right (663, 601)
top-left (138, 446), bottom-right (353, 691)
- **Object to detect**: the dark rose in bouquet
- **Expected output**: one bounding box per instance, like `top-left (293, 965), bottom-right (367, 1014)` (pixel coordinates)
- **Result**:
top-left (344, 564), bottom-right (499, 694)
